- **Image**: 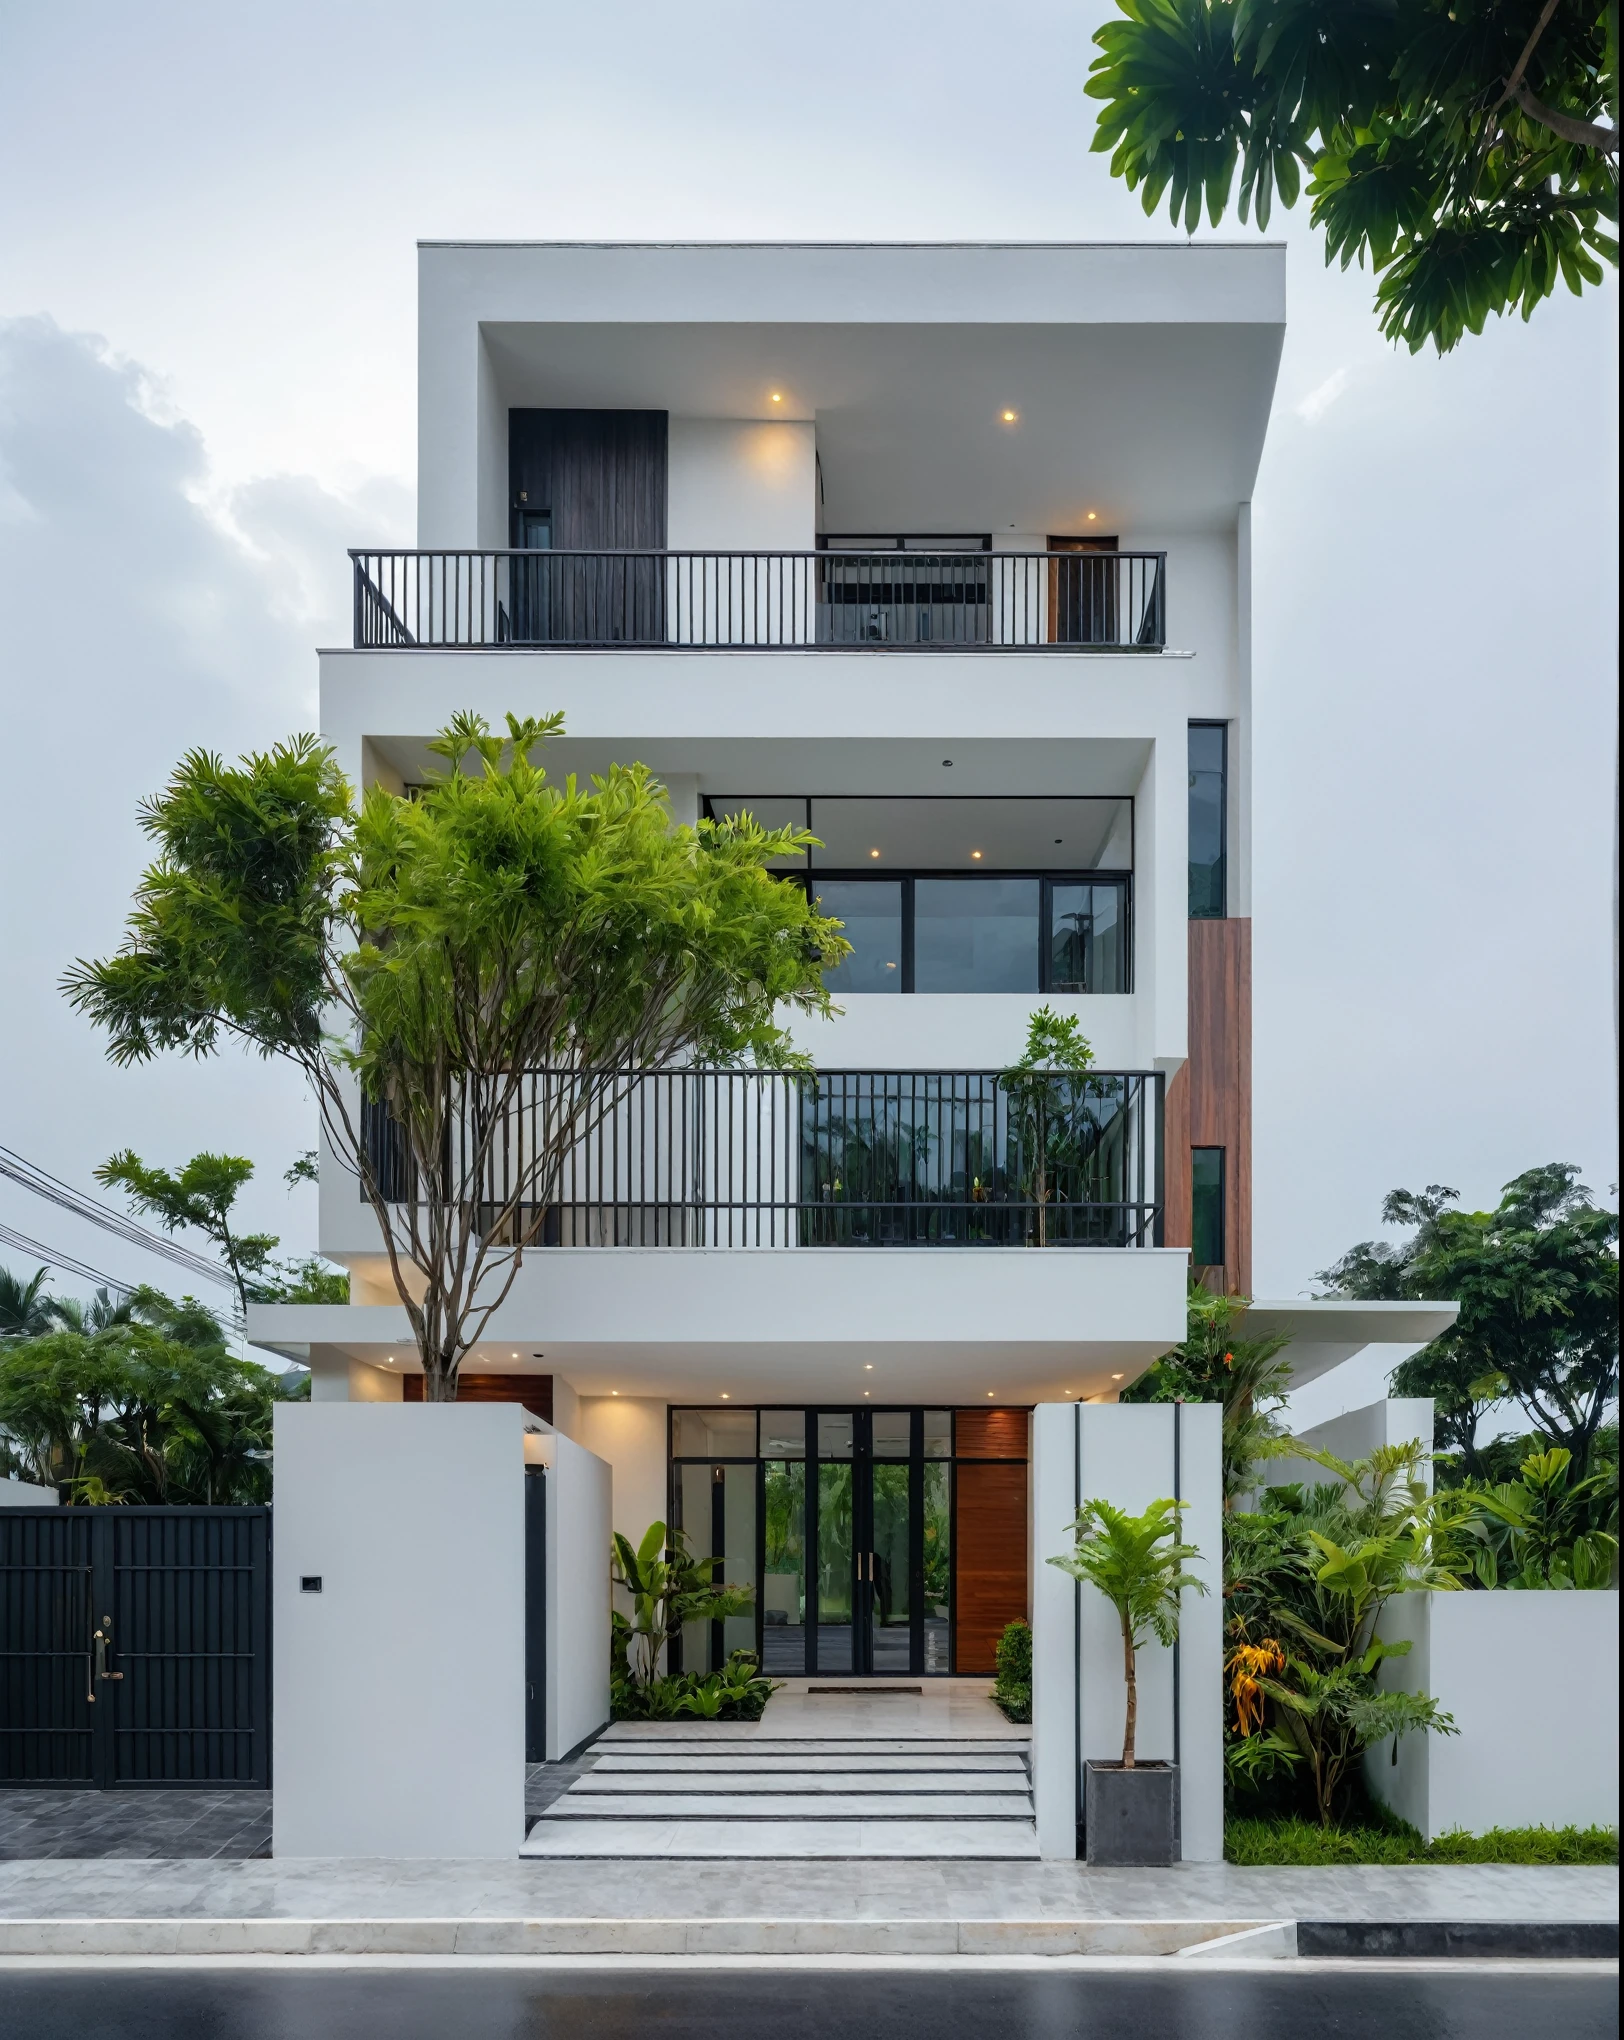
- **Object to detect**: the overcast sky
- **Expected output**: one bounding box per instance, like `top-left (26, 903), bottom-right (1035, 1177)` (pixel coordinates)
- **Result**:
top-left (0, 3), bottom-right (1616, 1413)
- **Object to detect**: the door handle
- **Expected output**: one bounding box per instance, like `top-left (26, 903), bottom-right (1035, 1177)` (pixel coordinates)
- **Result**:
top-left (93, 1620), bottom-right (123, 1684)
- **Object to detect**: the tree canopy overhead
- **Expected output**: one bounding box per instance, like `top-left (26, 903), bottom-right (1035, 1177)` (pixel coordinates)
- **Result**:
top-left (65, 713), bottom-right (846, 1400)
top-left (1318, 1163), bottom-right (1620, 1474)
top-left (1088, 0), bottom-right (1618, 351)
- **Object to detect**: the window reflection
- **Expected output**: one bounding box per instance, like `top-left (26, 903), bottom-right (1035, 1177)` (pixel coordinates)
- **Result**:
top-left (817, 881), bottom-right (903, 993)
top-left (915, 879), bottom-right (1039, 993)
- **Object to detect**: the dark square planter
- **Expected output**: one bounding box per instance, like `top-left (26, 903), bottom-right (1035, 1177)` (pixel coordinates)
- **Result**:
top-left (1083, 1760), bottom-right (1180, 1867)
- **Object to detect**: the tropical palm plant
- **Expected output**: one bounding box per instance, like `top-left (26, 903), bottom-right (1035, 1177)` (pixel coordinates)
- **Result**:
top-left (610, 1520), bottom-right (755, 1686)
top-left (0, 1266), bottom-right (59, 1341)
top-left (1048, 1496), bottom-right (1207, 1767)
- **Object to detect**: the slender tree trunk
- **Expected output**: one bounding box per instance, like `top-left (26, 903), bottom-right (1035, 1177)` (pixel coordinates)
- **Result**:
top-left (1120, 1611), bottom-right (1137, 1767)
top-left (423, 1349), bottom-right (460, 1402)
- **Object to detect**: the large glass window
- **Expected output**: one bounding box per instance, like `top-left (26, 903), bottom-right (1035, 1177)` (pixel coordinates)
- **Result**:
top-left (914, 879), bottom-right (1040, 993)
top-left (1049, 881), bottom-right (1127, 993)
top-left (816, 880), bottom-right (904, 993)
top-left (1189, 723), bottom-right (1227, 919)
top-left (1192, 1147), bottom-right (1225, 1267)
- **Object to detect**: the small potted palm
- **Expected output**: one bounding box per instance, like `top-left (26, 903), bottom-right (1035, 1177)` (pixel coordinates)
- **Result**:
top-left (1048, 1496), bottom-right (1206, 1865)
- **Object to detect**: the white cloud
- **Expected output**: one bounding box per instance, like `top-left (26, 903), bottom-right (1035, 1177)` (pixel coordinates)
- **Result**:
top-left (0, 317), bottom-right (400, 1296)
top-left (1294, 365), bottom-right (1351, 422)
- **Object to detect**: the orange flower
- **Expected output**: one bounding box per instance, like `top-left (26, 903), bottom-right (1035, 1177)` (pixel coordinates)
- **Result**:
top-left (1229, 1638), bottom-right (1284, 1738)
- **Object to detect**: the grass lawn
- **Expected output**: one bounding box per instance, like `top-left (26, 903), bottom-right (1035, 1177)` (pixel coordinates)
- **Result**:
top-left (1226, 1814), bottom-right (1619, 1866)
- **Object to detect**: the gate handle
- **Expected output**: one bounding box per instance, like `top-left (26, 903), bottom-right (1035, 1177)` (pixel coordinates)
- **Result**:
top-left (93, 1623), bottom-right (123, 1684)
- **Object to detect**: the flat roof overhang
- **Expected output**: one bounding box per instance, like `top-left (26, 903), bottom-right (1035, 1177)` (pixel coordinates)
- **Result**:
top-left (1240, 1299), bottom-right (1461, 1390)
top-left (421, 242), bottom-right (1286, 537)
top-left (248, 1245), bottom-right (1190, 1404)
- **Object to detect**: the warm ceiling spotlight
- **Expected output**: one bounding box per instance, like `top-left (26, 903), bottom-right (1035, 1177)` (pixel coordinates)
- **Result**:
top-left (1001, 409), bottom-right (1018, 424)
top-left (863, 1390), bottom-right (870, 1397)
top-left (770, 391), bottom-right (783, 404)
top-left (611, 1390), bottom-right (619, 1396)
top-left (864, 1363), bottom-right (874, 1370)
top-left (971, 850), bottom-right (983, 861)
top-left (1086, 511), bottom-right (1098, 522)
top-left (720, 1392), bottom-right (730, 1400)
top-left (869, 848), bottom-right (881, 859)
top-left (1111, 1372), bottom-right (1125, 1381)
top-left (986, 1390), bottom-right (995, 1398)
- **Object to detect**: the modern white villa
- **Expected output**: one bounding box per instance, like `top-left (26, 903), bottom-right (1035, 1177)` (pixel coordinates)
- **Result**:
top-left (247, 240), bottom-right (1465, 1702)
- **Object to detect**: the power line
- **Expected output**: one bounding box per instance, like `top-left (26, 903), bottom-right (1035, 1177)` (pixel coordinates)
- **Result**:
top-left (0, 1143), bottom-right (234, 1293)
top-left (0, 1222), bottom-right (136, 1297)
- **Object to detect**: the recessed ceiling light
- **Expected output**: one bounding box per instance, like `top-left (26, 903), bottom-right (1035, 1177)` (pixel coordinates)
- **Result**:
top-left (611, 1390), bottom-right (619, 1396)
top-left (1001, 409), bottom-right (1018, 424)
top-left (971, 850), bottom-right (982, 861)
top-left (1086, 511), bottom-right (1098, 522)
top-left (864, 1364), bottom-right (874, 1370)
top-left (986, 1390), bottom-right (995, 1398)
top-left (1111, 1372), bottom-right (1125, 1381)
top-left (869, 848), bottom-right (881, 859)
top-left (770, 392), bottom-right (783, 404)
top-left (942, 759), bottom-right (953, 768)
top-left (720, 1392), bottom-right (730, 1400)
top-left (863, 1390), bottom-right (870, 1396)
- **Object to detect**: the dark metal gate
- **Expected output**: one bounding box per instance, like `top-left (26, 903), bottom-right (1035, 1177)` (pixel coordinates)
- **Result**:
top-left (0, 1508), bottom-right (271, 1788)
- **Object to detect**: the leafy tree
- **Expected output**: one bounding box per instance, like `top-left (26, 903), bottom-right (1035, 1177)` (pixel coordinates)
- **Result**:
top-left (65, 713), bottom-right (844, 1399)
top-left (1000, 1005), bottom-right (1098, 1246)
top-left (0, 1288), bottom-right (290, 1504)
top-left (1122, 1282), bottom-right (1294, 1508)
top-left (1, 1266), bottom-right (59, 1341)
top-left (1319, 1166), bottom-right (1620, 1475)
top-left (95, 1152), bottom-right (279, 1317)
top-left (1087, 0), bottom-right (1618, 353)
top-left (1048, 1496), bottom-right (1208, 1765)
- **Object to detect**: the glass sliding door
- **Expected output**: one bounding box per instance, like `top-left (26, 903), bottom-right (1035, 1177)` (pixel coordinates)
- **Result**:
top-left (760, 1410), bottom-right (807, 1677)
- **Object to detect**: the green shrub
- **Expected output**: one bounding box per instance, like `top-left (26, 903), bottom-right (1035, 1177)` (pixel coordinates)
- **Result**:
top-left (611, 1647), bottom-right (779, 1723)
top-left (1226, 1814), bottom-right (1619, 1867)
top-left (993, 1618), bottom-right (1032, 1723)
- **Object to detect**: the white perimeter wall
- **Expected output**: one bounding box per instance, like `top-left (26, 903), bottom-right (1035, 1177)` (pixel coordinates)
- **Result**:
top-left (272, 1403), bottom-right (527, 1858)
top-left (668, 420), bottom-right (815, 550)
top-left (1370, 1589), bottom-right (1620, 1840)
top-left (0, 1476), bottom-right (58, 1506)
top-left (531, 1427), bottom-right (612, 1759)
top-left (1032, 1400), bottom-right (1223, 1861)
top-left (1272, 1397), bottom-right (1436, 1493)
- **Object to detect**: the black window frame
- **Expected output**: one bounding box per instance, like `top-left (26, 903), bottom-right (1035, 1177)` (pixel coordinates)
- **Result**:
top-left (1188, 721), bottom-right (1228, 921)
top-left (809, 869), bottom-right (1133, 995)
top-left (1191, 1146), bottom-right (1226, 1268)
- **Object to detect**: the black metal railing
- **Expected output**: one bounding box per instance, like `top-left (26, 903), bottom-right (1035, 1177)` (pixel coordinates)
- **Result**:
top-left (349, 550), bottom-right (1167, 652)
top-left (360, 1067), bottom-right (1162, 1249)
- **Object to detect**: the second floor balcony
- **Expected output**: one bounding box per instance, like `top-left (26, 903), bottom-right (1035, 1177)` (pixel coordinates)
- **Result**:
top-left (350, 547), bottom-right (1167, 653)
top-left (360, 1066), bottom-right (1163, 1251)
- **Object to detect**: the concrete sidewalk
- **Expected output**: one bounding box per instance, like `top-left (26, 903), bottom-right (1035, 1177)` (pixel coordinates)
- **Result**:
top-left (0, 1857), bottom-right (1614, 1958)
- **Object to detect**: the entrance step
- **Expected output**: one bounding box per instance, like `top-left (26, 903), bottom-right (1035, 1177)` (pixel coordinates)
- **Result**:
top-left (521, 1734), bottom-right (1038, 1860)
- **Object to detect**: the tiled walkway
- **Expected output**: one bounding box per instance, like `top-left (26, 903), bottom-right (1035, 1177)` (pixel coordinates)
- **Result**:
top-left (0, 1744), bottom-right (598, 1862)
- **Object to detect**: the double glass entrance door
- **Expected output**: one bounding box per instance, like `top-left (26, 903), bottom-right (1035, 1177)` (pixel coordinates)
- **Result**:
top-left (763, 1408), bottom-right (951, 1678)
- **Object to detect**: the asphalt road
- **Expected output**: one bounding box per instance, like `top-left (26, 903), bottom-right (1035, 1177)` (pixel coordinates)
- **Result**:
top-left (0, 1964), bottom-right (1617, 2040)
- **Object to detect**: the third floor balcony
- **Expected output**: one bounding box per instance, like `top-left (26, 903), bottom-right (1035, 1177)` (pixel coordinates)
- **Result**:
top-left (350, 545), bottom-right (1167, 653)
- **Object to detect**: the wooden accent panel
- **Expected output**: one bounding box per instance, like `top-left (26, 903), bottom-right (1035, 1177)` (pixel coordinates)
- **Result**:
top-left (954, 1408), bottom-right (1030, 1459)
top-left (403, 1373), bottom-right (553, 1422)
top-left (508, 410), bottom-right (667, 548)
top-left (1187, 917), bottom-right (1252, 1296)
top-left (954, 1461), bottom-right (1029, 1675)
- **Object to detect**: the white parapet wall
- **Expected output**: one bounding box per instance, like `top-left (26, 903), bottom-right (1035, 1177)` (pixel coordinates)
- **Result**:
top-left (1032, 1400), bottom-right (1223, 1861)
top-left (1270, 1397), bottom-right (1436, 1492)
top-left (0, 1476), bottom-right (59, 1506)
top-left (1370, 1585), bottom-right (1620, 1841)
top-left (528, 1427), bottom-right (612, 1759)
top-left (272, 1402), bottom-right (528, 1858)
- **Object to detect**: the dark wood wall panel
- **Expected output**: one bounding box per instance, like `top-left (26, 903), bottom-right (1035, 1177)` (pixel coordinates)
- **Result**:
top-left (508, 410), bottom-right (667, 548)
top-left (954, 1460), bottom-right (1029, 1675)
top-left (1186, 917), bottom-right (1252, 1296)
top-left (954, 1408), bottom-right (1030, 1459)
top-left (403, 1373), bottom-right (553, 1422)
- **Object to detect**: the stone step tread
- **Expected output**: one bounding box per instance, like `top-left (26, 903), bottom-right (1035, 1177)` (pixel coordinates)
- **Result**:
top-left (520, 1819), bottom-right (1041, 1861)
top-left (591, 1754), bottom-right (1028, 1775)
top-left (596, 1737), bottom-right (1028, 1755)
top-left (546, 1792), bottom-right (1036, 1819)
top-left (578, 1771), bottom-right (1028, 1793)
